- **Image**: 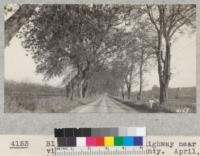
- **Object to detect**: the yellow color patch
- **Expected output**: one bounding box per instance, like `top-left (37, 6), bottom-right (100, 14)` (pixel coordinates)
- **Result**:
top-left (104, 137), bottom-right (114, 146)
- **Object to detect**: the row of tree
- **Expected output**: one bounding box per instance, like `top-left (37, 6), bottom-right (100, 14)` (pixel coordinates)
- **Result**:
top-left (5, 4), bottom-right (195, 105)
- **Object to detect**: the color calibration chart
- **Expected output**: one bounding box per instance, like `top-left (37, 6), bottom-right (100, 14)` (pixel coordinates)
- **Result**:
top-left (54, 127), bottom-right (146, 156)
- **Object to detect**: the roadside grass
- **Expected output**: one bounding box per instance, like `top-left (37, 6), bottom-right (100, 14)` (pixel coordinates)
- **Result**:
top-left (110, 96), bottom-right (196, 113)
top-left (160, 98), bottom-right (196, 113)
top-left (4, 80), bottom-right (98, 113)
top-left (5, 94), bottom-right (98, 113)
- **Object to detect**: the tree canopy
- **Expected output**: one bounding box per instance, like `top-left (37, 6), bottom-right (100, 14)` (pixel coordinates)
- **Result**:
top-left (8, 4), bottom-right (196, 103)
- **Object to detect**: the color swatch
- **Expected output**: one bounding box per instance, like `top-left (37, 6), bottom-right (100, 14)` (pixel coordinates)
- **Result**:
top-left (55, 127), bottom-right (145, 147)
top-left (104, 137), bottom-right (114, 146)
top-left (55, 127), bottom-right (146, 137)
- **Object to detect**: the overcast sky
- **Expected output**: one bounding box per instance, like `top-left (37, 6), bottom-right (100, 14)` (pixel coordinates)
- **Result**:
top-left (5, 30), bottom-right (196, 90)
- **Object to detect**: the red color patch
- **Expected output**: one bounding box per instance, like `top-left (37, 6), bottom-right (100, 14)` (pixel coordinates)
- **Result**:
top-left (96, 137), bottom-right (104, 146)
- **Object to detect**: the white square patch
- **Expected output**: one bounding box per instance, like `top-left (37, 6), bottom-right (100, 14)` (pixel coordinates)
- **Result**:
top-left (76, 137), bottom-right (86, 146)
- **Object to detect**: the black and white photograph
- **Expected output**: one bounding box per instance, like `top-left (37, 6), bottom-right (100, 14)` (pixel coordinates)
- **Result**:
top-left (4, 4), bottom-right (196, 113)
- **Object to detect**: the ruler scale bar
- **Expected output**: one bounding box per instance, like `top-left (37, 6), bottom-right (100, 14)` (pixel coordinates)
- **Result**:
top-left (55, 147), bottom-right (144, 156)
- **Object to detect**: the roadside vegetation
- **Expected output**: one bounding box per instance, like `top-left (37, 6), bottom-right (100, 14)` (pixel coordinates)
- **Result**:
top-left (5, 80), bottom-right (97, 112)
top-left (111, 86), bottom-right (196, 113)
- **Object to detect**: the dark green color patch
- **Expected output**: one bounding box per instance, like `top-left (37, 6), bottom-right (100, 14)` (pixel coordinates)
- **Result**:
top-left (114, 136), bottom-right (123, 146)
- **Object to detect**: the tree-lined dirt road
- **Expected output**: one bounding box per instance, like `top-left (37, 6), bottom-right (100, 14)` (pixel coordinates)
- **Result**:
top-left (70, 95), bottom-right (138, 113)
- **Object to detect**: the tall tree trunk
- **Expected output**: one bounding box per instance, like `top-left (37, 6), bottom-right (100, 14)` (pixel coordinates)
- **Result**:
top-left (121, 86), bottom-right (125, 100)
top-left (157, 33), bottom-right (165, 105)
top-left (159, 81), bottom-right (168, 105)
top-left (82, 81), bottom-right (88, 98)
top-left (138, 47), bottom-right (144, 100)
top-left (79, 79), bottom-right (89, 98)
top-left (157, 36), bottom-right (171, 105)
top-left (138, 71), bottom-right (143, 100)
top-left (79, 79), bottom-right (84, 99)
top-left (79, 60), bottom-right (90, 99)
top-left (127, 85), bottom-right (131, 100)
top-left (70, 81), bottom-right (74, 101)
top-left (85, 81), bottom-right (90, 97)
top-left (79, 87), bottom-right (83, 99)
top-left (66, 85), bottom-right (70, 98)
top-left (160, 39), bottom-right (171, 105)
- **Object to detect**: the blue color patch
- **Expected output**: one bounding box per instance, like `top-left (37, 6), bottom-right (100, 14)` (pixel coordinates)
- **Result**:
top-left (123, 137), bottom-right (134, 146)
top-left (134, 137), bottom-right (143, 146)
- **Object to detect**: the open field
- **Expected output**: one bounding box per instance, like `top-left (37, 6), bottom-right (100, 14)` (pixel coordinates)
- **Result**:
top-left (4, 81), bottom-right (97, 113)
top-left (5, 95), bottom-right (97, 113)
top-left (111, 92), bottom-right (196, 113)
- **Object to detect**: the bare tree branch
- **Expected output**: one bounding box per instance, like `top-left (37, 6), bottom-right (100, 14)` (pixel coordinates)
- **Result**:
top-left (146, 5), bottom-right (160, 33)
